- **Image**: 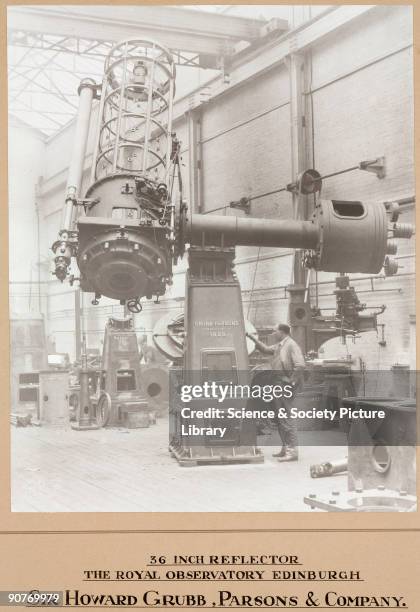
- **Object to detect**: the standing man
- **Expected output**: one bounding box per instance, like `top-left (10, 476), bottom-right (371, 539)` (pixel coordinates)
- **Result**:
top-left (247, 324), bottom-right (305, 462)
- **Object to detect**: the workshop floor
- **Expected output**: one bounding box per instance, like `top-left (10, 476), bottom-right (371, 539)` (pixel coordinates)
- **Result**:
top-left (11, 419), bottom-right (347, 512)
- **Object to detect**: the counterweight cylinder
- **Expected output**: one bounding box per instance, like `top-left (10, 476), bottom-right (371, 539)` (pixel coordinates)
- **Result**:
top-left (184, 199), bottom-right (395, 275)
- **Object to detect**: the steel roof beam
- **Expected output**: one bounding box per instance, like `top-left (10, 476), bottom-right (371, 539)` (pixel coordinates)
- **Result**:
top-left (7, 6), bottom-right (283, 56)
top-left (9, 33), bottom-right (203, 67)
top-left (172, 5), bottom-right (378, 118)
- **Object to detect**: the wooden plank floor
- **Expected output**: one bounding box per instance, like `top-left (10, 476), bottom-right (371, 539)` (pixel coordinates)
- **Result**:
top-left (11, 419), bottom-right (347, 512)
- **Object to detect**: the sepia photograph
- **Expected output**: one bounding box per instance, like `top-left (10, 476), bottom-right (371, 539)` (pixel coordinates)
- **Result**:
top-left (8, 4), bottom-right (416, 512)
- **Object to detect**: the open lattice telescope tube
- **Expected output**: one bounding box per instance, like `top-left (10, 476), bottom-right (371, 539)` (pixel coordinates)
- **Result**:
top-left (52, 38), bottom-right (413, 306)
top-left (90, 39), bottom-right (176, 184)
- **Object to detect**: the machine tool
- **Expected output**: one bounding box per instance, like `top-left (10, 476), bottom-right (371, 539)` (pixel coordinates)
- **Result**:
top-left (52, 38), bottom-right (414, 461)
top-left (140, 364), bottom-right (170, 416)
top-left (95, 316), bottom-right (152, 428)
top-left (11, 313), bottom-right (48, 418)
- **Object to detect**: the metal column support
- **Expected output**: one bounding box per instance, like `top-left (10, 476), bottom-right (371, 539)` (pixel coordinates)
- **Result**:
top-left (288, 52), bottom-right (308, 223)
top-left (72, 293), bottom-right (99, 431)
top-left (74, 289), bottom-right (81, 361)
top-left (287, 52), bottom-right (312, 353)
top-left (187, 110), bottom-right (203, 213)
top-left (8, 6), bottom-right (269, 57)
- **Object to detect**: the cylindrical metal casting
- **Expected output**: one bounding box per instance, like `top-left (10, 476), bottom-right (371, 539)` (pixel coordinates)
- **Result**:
top-left (61, 79), bottom-right (96, 231)
top-left (187, 214), bottom-right (319, 249)
top-left (311, 200), bottom-right (388, 274)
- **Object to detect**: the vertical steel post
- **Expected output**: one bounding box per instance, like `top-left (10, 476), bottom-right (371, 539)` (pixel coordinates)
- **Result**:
top-left (74, 289), bottom-right (81, 361)
top-left (72, 290), bottom-right (99, 430)
top-left (288, 52), bottom-right (307, 268)
top-left (187, 109), bottom-right (203, 213)
top-left (287, 52), bottom-right (312, 353)
top-left (75, 336), bottom-right (97, 429)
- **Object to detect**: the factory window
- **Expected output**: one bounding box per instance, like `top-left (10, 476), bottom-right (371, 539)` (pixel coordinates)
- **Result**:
top-left (19, 372), bottom-right (39, 385)
top-left (116, 369), bottom-right (136, 391)
top-left (332, 201), bottom-right (365, 218)
top-left (112, 207), bottom-right (139, 220)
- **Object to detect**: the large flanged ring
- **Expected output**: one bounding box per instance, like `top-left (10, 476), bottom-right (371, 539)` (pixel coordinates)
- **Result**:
top-left (96, 391), bottom-right (111, 427)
